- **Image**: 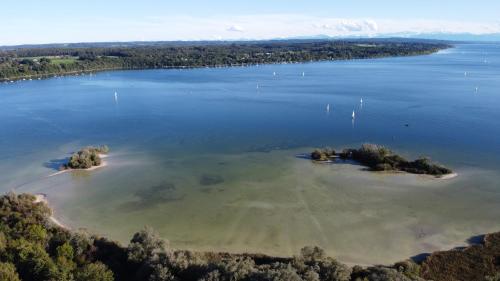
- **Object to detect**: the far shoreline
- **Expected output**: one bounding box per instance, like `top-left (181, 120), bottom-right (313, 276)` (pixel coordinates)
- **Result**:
top-left (0, 43), bottom-right (451, 83)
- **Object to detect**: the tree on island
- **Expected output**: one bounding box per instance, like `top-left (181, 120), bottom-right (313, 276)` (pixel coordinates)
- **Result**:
top-left (63, 145), bottom-right (109, 170)
top-left (312, 144), bottom-right (453, 176)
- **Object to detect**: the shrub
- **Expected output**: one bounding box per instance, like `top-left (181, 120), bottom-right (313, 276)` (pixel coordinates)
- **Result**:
top-left (64, 146), bottom-right (109, 169)
top-left (75, 262), bottom-right (114, 281)
top-left (0, 262), bottom-right (21, 281)
top-left (311, 149), bottom-right (335, 161)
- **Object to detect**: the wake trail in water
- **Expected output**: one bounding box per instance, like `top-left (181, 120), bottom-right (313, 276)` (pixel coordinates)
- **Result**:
top-left (294, 180), bottom-right (330, 247)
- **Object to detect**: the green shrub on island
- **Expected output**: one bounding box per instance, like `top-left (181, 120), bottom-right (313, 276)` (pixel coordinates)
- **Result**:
top-left (63, 145), bottom-right (109, 170)
top-left (313, 144), bottom-right (452, 176)
top-left (311, 148), bottom-right (336, 161)
top-left (1, 192), bottom-right (498, 281)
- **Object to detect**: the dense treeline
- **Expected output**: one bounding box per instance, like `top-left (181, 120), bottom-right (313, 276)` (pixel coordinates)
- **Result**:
top-left (0, 193), bottom-right (498, 281)
top-left (0, 40), bottom-right (449, 81)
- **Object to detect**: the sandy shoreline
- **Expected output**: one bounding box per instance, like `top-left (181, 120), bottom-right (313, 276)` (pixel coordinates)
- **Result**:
top-left (435, 172), bottom-right (458, 180)
top-left (34, 194), bottom-right (68, 229)
top-left (309, 156), bottom-right (459, 180)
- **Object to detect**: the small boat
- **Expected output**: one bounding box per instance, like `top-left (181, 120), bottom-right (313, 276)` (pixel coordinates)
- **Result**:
top-left (302, 72), bottom-right (305, 77)
top-left (273, 71), bottom-right (276, 76)
top-left (326, 104), bottom-right (330, 112)
top-left (360, 98), bottom-right (363, 104)
top-left (352, 110), bottom-right (356, 119)
top-left (114, 91), bottom-right (118, 101)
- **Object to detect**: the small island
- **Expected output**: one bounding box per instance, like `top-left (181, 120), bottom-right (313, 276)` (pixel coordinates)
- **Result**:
top-left (311, 143), bottom-right (453, 177)
top-left (61, 145), bottom-right (109, 170)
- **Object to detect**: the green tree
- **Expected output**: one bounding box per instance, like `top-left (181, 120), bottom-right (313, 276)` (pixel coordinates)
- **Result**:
top-left (9, 238), bottom-right (58, 280)
top-left (0, 262), bottom-right (21, 281)
top-left (55, 242), bottom-right (76, 279)
top-left (25, 224), bottom-right (47, 244)
top-left (127, 227), bottom-right (168, 263)
top-left (75, 262), bottom-right (114, 281)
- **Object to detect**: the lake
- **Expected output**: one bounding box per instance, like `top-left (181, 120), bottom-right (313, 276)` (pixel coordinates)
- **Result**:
top-left (1, 43), bottom-right (499, 265)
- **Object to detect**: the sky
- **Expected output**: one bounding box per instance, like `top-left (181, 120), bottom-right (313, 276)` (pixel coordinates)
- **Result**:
top-left (1, 0), bottom-right (500, 45)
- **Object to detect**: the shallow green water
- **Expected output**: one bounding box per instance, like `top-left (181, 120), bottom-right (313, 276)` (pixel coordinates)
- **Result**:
top-left (1, 43), bottom-right (500, 264)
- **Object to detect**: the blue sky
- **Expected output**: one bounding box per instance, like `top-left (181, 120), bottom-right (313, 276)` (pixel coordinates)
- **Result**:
top-left (1, 0), bottom-right (500, 45)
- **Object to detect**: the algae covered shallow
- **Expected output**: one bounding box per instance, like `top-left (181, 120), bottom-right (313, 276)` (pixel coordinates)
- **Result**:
top-left (0, 43), bottom-right (500, 265)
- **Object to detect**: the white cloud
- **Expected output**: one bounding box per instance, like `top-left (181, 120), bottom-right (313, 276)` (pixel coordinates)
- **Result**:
top-left (227, 25), bottom-right (244, 32)
top-left (317, 20), bottom-right (378, 33)
top-left (365, 20), bottom-right (378, 32)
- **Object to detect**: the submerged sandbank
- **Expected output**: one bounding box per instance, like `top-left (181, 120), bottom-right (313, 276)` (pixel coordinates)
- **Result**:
top-left (32, 148), bottom-right (496, 266)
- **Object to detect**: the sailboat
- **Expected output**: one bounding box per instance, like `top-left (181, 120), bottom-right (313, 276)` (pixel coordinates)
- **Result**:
top-left (114, 91), bottom-right (118, 102)
top-left (273, 71), bottom-right (276, 76)
top-left (352, 110), bottom-right (356, 119)
top-left (360, 98), bottom-right (363, 104)
top-left (256, 84), bottom-right (259, 90)
top-left (302, 72), bottom-right (305, 77)
top-left (326, 104), bottom-right (330, 112)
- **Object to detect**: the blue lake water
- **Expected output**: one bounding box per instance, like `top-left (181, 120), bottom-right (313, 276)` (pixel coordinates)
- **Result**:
top-left (1, 43), bottom-right (499, 264)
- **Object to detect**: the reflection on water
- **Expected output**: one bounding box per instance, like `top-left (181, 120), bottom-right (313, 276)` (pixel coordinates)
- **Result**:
top-left (0, 43), bottom-right (500, 264)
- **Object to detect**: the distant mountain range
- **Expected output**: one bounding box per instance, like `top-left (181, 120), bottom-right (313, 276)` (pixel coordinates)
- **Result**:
top-left (1, 33), bottom-right (498, 50)
top-left (289, 32), bottom-right (500, 42)
top-left (379, 32), bottom-right (500, 42)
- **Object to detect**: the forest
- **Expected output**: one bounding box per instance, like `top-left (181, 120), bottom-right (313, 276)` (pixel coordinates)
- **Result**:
top-left (0, 40), bottom-right (449, 81)
top-left (0, 193), bottom-right (498, 281)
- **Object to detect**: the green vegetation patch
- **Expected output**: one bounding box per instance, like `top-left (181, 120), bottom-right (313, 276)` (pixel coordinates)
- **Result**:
top-left (49, 57), bottom-right (78, 65)
top-left (312, 143), bottom-right (453, 176)
top-left (63, 145), bottom-right (109, 170)
top-left (420, 233), bottom-right (500, 281)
